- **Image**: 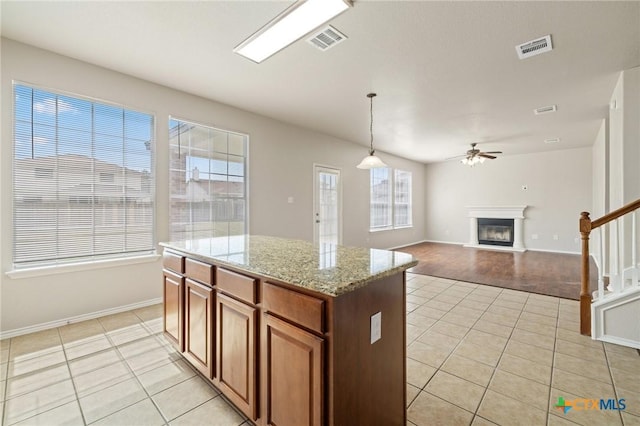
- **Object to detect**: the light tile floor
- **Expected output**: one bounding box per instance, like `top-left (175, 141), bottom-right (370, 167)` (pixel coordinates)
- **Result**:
top-left (1, 273), bottom-right (639, 425)
top-left (405, 273), bottom-right (640, 426)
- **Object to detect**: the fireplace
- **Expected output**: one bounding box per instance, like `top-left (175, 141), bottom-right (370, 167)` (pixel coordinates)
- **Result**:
top-left (477, 218), bottom-right (514, 247)
top-left (464, 206), bottom-right (527, 252)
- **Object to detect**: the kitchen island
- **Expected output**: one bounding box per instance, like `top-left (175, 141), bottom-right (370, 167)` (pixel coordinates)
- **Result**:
top-left (160, 235), bottom-right (417, 426)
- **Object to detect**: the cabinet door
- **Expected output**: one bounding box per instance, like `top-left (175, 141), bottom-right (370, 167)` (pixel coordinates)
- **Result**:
top-left (184, 278), bottom-right (214, 379)
top-left (263, 314), bottom-right (324, 426)
top-left (217, 293), bottom-right (257, 420)
top-left (163, 270), bottom-right (183, 351)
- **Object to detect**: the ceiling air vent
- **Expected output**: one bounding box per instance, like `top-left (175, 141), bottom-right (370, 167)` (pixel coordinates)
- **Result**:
top-left (307, 25), bottom-right (347, 51)
top-left (516, 35), bottom-right (553, 60)
top-left (534, 104), bottom-right (557, 115)
top-left (544, 138), bottom-right (561, 144)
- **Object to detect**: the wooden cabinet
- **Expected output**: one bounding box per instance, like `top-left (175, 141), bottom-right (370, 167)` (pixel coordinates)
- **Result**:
top-left (262, 314), bottom-right (324, 426)
top-left (163, 270), bottom-right (184, 351)
top-left (161, 247), bottom-right (407, 426)
top-left (217, 292), bottom-right (257, 420)
top-left (184, 278), bottom-right (214, 379)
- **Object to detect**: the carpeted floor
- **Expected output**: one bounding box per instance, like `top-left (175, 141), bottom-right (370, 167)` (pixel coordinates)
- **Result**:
top-left (395, 242), bottom-right (598, 300)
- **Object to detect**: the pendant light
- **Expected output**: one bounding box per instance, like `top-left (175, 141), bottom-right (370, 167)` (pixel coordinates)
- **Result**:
top-left (356, 93), bottom-right (388, 169)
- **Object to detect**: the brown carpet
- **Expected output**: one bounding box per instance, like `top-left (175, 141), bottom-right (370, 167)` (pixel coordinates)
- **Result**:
top-left (396, 242), bottom-right (597, 300)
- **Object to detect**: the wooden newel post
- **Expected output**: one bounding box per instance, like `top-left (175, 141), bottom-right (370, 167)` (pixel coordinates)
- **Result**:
top-left (579, 211), bottom-right (592, 336)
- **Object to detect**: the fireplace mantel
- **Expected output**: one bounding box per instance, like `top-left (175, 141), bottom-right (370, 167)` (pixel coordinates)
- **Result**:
top-left (464, 206), bottom-right (528, 252)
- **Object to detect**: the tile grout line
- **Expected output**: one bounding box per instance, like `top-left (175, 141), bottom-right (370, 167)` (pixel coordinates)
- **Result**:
top-left (466, 288), bottom-right (532, 425)
top-left (1, 338), bottom-right (11, 426)
top-left (411, 279), bottom-right (518, 421)
top-left (76, 314), bottom-right (166, 425)
top-left (602, 344), bottom-right (625, 426)
top-left (546, 300), bottom-right (561, 426)
top-left (103, 311), bottom-right (174, 426)
top-left (56, 326), bottom-right (89, 426)
top-left (3, 331), bottom-right (81, 426)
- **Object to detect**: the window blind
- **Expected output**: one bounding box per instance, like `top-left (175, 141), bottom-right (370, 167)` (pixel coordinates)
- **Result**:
top-left (369, 167), bottom-right (412, 231)
top-left (13, 84), bottom-right (155, 266)
top-left (394, 169), bottom-right (412, 227)
top-left (169, 118), bottom-right (248, 240)
top-left (370, 167), bottom-right (392, 229)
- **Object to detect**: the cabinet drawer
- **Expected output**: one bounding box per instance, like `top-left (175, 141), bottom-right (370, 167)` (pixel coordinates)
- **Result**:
top-left (263, 282), bottom-right (325, 334)
top-left (216, 268), bottom-right (258, 305)
top-left (163, 251), bottom-right (184, 273)
top-left (185, 258), bottom-right (214, 286)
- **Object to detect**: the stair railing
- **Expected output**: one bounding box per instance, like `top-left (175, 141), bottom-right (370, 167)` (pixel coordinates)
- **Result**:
top-left (579, 198), bottom-right (640, 336)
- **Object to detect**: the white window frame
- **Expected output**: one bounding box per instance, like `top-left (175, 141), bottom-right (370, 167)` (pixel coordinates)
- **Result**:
top-left (168, 117), bottom-right (249, 241)
top-left (11, 82), bottom-right (156, 269)
top-left (369, 167), bottom-right (412, 232)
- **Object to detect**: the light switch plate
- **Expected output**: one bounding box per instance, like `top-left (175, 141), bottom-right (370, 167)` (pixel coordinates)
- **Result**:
top-left (370, 312), bottom-right (382, 344)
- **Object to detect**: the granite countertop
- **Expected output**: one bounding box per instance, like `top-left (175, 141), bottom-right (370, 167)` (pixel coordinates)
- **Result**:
top-left (160, 235), bottom-right (417, 297)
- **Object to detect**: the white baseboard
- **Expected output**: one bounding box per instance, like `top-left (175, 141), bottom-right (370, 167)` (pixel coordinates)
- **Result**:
top-left (422, 239), bottom-right (466, 246)
top-left (424, 239), bottom-right (580, 255)
top-left (0, 297), bottom-right (163, 339)
top-left (597, 334), bottom-right (640, 350)
top-left (387, 240), bottom-right (428, 250)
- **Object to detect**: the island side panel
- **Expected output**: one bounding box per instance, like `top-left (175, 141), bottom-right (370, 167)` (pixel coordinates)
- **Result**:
top-left (329, 272), bottom-right (406, 426)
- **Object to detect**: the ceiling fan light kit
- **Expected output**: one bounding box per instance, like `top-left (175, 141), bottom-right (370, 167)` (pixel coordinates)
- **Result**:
top-left (233, 0), bottom-right (352, 63)
top-left (455, 142), bottom-right (502, 167)
top-left (357, 93), bottom-right (388, 169)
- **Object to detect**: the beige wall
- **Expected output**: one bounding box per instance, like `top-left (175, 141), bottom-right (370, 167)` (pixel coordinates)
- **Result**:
top-left (0, 39), bottom-right (426, 334)
top-left (424, 147), bottom-right (593, 253)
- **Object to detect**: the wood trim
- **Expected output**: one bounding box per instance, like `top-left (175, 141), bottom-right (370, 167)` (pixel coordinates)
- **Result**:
top-left (592, 198), bottom-right (640, 229)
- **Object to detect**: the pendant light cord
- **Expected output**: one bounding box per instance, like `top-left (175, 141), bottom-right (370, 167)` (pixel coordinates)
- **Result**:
top-left (368, 93), bottom-right (377, 155)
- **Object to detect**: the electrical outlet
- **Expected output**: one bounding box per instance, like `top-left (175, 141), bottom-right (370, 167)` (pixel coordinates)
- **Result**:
top-left (553, 234), bottom-right (559, 241)
top-left (287, 196), bottom-right (294, 204)
top-left (370, 312), bottom-right (382, 344)
top-left (532, 234), bottom-right (539, 240)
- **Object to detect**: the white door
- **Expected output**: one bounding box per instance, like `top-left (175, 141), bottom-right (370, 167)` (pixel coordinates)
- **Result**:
top-left (313, 165), bottom-right (341, 246)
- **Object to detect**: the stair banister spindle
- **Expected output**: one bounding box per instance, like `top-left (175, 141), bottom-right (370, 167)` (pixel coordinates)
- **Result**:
top-left (598, 227), bottom-right (605, 301)
top-left (613, 219), bottom-right (621, 293)
top-left (633, 211), bottom-right (638, 287)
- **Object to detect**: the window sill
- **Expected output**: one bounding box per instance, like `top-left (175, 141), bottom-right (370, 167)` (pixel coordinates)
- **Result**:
top-left (369, 225), bottom-right (413, 233)
top-left (6, 253), bottom-right (161, 280)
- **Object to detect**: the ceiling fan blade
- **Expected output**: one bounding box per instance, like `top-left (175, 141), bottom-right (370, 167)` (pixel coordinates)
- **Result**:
top-left (478, 154), bottom-right (497, 159)
top-left (445, 154), bottom-right (468, 160)
top-left (482, 151), bottom-right (503, 154)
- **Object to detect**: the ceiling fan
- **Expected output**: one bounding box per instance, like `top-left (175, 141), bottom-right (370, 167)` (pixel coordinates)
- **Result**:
top-left (450, 143), bottom-right (503, 166)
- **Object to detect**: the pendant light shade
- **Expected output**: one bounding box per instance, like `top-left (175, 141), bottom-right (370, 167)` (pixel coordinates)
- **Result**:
top-left (356, 93), bottom-right (387, 169)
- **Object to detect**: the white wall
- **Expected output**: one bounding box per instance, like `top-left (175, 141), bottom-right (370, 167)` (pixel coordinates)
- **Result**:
top-left (592, 120), bottom-right (608, 220)
top-left (608, 67), bottom-right (640, 271)
top-left (424, 148), bottom-right (593, 253)
top-left (0, 39), bottom-right (426, 334)
top-left (609, 67), bottom-right (640, 208)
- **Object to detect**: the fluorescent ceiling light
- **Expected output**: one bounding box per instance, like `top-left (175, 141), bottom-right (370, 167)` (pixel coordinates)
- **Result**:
top-left (234, 0), bottom-right (352, 63)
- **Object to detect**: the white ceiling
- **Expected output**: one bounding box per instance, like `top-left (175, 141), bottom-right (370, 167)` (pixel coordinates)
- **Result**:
top-left (2, 1), bottom-right (639, 163)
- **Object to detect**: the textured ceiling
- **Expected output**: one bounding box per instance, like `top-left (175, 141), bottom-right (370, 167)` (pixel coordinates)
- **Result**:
top-left (2, 1), bottom-right (639, 163)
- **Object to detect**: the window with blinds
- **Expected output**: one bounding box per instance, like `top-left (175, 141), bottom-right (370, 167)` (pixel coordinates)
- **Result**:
top-left (169, 118), bottom-right (247, 240)
top-left (13, 84), bottom-right (155, 267)
top-left (369, 167), bottom-right (412, 231)
top-left (370, 167), bottom-right (392, 229)
top-left (394, 169), bottom-right (412, 227)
